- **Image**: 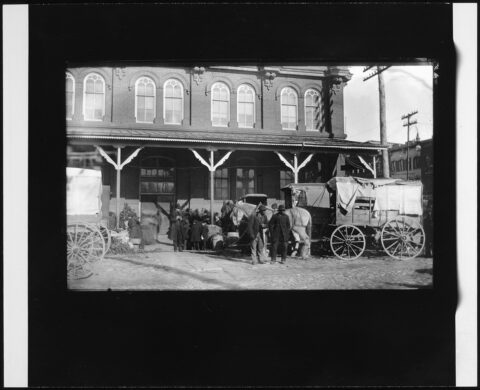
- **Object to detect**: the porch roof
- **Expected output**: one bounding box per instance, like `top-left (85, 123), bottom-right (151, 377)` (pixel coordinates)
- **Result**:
top-left (66, 127), bottom-right (387, 153)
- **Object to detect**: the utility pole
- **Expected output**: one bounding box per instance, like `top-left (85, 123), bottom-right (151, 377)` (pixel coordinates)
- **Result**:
top-left (364, 65), bottom-right (391, 178)
top-left (401, 110), bottom-right (418, 180)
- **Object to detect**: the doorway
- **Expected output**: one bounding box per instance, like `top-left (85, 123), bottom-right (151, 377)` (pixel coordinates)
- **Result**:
top-left (139, 156), bottom-right (176, 235)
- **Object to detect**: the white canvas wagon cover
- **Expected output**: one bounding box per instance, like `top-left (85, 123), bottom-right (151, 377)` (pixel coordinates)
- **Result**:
top-left (66, 167), bottom-right (102, 216)
top-left (327, 176), bottom-right (423, 215)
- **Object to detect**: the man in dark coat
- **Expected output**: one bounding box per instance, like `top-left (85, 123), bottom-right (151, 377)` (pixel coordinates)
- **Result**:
top-left (268, 204), bottom-right (291, 264)
top-left (190, 217), bottom-right (202, 251)
top-left (180, 216), bottom-right (190, 250)
top-left (170, 216), bottom-right (185, 252)
top-left (247, 204), bottom-right (268, 265)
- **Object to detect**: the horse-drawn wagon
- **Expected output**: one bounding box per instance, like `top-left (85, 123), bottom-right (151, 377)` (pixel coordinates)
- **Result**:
top-left (66, 167), bottom-right (111, 279)
top-left (281, 177), bottom-right (426, 260)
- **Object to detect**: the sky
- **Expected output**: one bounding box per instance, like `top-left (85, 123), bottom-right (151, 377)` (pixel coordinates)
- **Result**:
top-left (344, 65), bottom-right (433, 144)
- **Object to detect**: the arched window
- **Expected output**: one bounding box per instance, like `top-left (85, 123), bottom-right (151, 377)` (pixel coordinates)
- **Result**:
top-left (66, 73), bottom-right (75, 120)
top-left (135, 77), bottom-right (156, 123)
top-left (304, 89), bottom-right (321, 131)
top-left (211, 82), bottom-right (230, 127)
top-left (280, 87), bottom-right (298, 130)
top-left (237, 84), bottom-right (255, 128)
top-left (83, 73), bottom-right (105, 121)
top-left (163, 79), bottom-right (183, 125)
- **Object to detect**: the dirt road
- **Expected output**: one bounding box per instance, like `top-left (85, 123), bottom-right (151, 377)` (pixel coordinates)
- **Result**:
top-left (68, 238), bottom-right (433, 290)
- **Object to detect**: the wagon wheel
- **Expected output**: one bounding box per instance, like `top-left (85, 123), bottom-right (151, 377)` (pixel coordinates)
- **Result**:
top-left (84, 223), bottom-right (106, 261)
top-left (98, 223), bottom-right (111, 255)
top-left (381, 216), bottom-right (425, 260)
top-left (66, 223), bottom-right (97, 280)
top-left (330, 224), bottom-right (366, 260)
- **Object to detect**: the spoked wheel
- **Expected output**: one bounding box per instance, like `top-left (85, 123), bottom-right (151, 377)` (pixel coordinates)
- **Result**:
top-left (98, 223), bottom-right (111, 256)
top-left (67, 223), bottom-right (105, 280)
top-left (67, 223), bottom-right (95, 280)
top-left (381, 216), bottom-right (425, 260)
top-left (330, 224), bottom-right (366, 260)
top-left (84, 223), bottom-right (106, 262)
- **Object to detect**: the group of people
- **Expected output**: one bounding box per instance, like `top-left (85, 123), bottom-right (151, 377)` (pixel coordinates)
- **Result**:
top-left (248, 203), bottom-right (291, 265)
top-left (168, 205), bottom-right (222, 252)
top-left (169, 201), bottom-right (293, 263)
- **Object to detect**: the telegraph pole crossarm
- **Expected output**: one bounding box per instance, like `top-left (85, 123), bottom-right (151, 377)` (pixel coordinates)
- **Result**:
top-left (363, 65), bottom-right (391, 82)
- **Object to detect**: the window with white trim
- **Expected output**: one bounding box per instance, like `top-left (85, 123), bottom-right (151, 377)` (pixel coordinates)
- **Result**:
top-left (163, 79), bottom-right (183, 125)
top-left (211, 82), bottom-right (230, 127)
top-left (83, 73), bottom-right (105, 121)
top-left (135, 77), bottom-right (156, 123)
top-left (305, 89), bottom-right (321, 131)
top-left (66, 73), bottom-right (75, 120)
top-left (280, 87), bottom-right (298, 130)
top-left (237, 84), bottom-right (255, 128)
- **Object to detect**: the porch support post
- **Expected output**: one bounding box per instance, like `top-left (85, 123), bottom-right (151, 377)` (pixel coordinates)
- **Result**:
top-left (209, 150), bottom-right (214, 224)
top-left (116, 147), bottom-right (122, 229)
top-left (95, 145), bottom-right (143, 229)
top-left (275, 152), bottom-right (315, 184)
top-left (293, 153), bottom-right (298, 183)
top-left (190, 148), bottom-right (234, 224)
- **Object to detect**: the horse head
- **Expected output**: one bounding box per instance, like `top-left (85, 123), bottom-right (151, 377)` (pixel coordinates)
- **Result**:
top-left (230, 202), bottom-right (274, 227)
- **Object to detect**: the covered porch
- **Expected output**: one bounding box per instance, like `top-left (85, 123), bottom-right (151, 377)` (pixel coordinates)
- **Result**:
top-left (67, 128), bottom-right (386, 229)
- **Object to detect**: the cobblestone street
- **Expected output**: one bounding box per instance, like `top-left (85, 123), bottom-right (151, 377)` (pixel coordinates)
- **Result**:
top-left (69, 237), bottom-right (433, 290)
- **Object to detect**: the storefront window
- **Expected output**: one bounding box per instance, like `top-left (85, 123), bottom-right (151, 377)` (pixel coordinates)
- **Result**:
top-left (140, 158), bottom-right (175, 195)
top-left (279, 170), bottom-right (294, 199)
top-left (214, 168), bottom-right (229, 200)
top-left (235, 168), bottom-right (255, 199)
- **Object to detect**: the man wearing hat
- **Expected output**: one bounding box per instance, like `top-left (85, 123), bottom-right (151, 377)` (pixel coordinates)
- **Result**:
top-left (170, 215), bottom-right (185, 252)
top-left (268, 204), bottom-right (291, 264)
top-left (247, 204), bottom-right (268, 265)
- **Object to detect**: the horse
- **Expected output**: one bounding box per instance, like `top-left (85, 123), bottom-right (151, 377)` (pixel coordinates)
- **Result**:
top-left (229, 202), bottom-right (312, 259)
top-left (284, 207), bottom-right (312, 259)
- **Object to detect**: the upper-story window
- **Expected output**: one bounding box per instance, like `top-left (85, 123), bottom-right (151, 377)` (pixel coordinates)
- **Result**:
top-left (83, 73), bottom-right (105, 121)
top-left (237, 84), bottom-right (255, 128)
top-left (305, 89), bottom-right (321, 131)
top-left (280, 87), bottom-right (298, 130)
top-left (66, 73), bottom-right (75, 120)
top-left (163, 79), bottom-right (183, 125)
top-left (211, 82), bottom-right (230, 127)
top-left (135, 77), bottom-right (156, 123)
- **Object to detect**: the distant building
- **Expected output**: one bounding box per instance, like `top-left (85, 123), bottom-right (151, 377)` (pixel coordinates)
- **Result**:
top-left (389, 136), bottom-right (433, 194)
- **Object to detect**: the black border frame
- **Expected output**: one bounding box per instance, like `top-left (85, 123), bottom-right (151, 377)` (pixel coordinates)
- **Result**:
top-left (29, 3), bottom-right (456, 386)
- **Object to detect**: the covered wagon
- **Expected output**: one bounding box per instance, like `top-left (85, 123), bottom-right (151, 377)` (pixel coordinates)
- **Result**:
top-left (66, 167), bottom-right (111, 279)
top-left (282, 177), bottom-right (425, 260)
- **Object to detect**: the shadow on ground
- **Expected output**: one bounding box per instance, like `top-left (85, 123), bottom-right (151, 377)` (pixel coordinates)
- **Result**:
top-left (113, 256), bottom-right (243, 289)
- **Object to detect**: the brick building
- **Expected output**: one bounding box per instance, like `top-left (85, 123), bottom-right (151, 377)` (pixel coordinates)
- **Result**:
top-left (66, 65), bottom-right (385, 229)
